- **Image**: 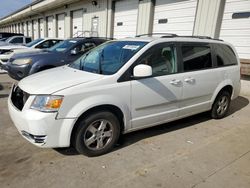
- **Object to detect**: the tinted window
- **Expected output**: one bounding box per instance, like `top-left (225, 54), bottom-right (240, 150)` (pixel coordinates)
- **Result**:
top-left (138, 44), bottom-right (177, 76)
top-left (214, 44), bottom-right (237, 67)
top-left (26, 38), bottom-right (44, 47)
top-left (49, 40), bottom-right (76, 52)
top-left (36, 40), bottom-right (61, 49)
top-left (25, 38), bottom-right (32, 43)
top-left (9, 37), bottom-right (23, 44)
top-left (182, 45), bottom-right (212, 71)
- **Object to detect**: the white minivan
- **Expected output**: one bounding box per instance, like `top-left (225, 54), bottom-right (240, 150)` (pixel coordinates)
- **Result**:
top-left (8, 35), bottom-right (241, 156)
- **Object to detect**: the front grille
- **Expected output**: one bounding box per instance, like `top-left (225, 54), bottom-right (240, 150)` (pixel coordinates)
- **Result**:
top-left (11, 85), bottom-right (30, 111)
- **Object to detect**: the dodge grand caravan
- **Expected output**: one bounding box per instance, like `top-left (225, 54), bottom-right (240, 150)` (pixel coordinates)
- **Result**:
top-left (8, 35), bottom-right (241, 156)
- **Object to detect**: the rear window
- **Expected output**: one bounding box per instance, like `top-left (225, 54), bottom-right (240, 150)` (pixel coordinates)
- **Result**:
top-left (214, 44), bottom-right (238, 67)
top-left (181, 45), bottom-right (212, 72)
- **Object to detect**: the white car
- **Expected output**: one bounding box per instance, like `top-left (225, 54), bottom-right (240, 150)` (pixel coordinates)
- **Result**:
top-left (8, 35), bottom-right (241, 156)
top-left (0, 38), bottom-right (63, 72)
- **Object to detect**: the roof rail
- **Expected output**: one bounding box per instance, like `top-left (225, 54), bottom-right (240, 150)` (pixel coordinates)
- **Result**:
top-left (136, 33), bottom-right (178, 37)
top-left (176, 35), bottom-right (224, 41)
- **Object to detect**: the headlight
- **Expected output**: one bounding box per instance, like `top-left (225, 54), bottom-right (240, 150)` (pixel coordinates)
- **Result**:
top-left (30, 95), bottom-right (64, 112)
top-left (12, 58), bottom-right (32, 65)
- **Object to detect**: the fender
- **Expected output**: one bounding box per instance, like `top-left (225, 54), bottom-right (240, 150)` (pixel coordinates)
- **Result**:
top-left (56, 94), bottom-right (131, 145)
top-left (29, 60), bottom-right (44, 74)
top-left (210, 79), bottom-right (233, 108)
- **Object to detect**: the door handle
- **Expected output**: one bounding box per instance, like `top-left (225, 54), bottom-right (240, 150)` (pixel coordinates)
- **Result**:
top-left (184, 77), bottom-right (195, 83)
top-left (170, 79), bottom-right (181, 85)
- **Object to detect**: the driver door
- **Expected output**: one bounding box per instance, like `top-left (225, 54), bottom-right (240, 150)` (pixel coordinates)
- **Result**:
top-left (131, 43), bottom-right (183, 129)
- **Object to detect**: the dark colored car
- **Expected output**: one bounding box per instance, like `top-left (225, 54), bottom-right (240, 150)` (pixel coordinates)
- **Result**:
top-left (0, 32), bottom-right (24, 39)
top-left (5, 37), bottom-right (108, 80)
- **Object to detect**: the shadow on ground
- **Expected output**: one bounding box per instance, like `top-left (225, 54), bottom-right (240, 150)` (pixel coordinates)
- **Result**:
top-left (49, 96), bottom-right (250, 156)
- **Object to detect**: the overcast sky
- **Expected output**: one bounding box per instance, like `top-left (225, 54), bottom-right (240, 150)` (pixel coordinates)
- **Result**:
top-left (0, 0), bottom-right (32, 18)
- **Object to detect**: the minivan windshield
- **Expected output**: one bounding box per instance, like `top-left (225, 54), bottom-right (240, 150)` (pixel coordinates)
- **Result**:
top-left (48, 40), bottom-right (77, 52)
top-left (69, 41), bottom-right (147, 75)
top-left (26, 38), bottom-right (44, 47)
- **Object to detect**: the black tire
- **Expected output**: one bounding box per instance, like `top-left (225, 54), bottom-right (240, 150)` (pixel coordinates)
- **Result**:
top-left (73, 111), bottom-right (120, 157)
top-left (211, 91), bottom-right (231, 119)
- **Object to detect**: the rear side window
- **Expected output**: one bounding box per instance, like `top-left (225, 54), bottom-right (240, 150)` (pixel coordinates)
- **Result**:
top-left (9, 37), bottom-right (23, 44)
top-left (181, 45), bottom-right (212, 72)
top-left (214, 44), bottom-right (238, 67)
top-left (25, 38), bottom-right (32, 43)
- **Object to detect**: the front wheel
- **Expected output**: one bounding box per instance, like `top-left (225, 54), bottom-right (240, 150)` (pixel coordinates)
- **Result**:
top-left (73, 111), bottom-right (120, 157)
top-left (211, 91), bottom-right (231, 119)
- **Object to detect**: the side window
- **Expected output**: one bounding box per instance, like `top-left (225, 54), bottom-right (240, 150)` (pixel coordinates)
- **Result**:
top-left (36, 41), bottom-right (50, 49)
top-left (10, 37), bottom-right (23, 44)
top-left (73, 42), bottom-right (96, 54)
top-left (25, 38), bottom-right (32, 43)
top-left (181, 45), bottom-right (212, 72)
top-left (83, 42), bottom-right (96, 52)
top-left (214, 44), bottom-right (237, 67)
top-left (138, 45), bottom-right (177, 77)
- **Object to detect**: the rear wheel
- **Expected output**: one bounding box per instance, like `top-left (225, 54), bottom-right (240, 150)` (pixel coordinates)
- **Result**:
top-left (211, 91), bottom-right (231, 119)
top-left (73, 111), bottom-right (120, 157)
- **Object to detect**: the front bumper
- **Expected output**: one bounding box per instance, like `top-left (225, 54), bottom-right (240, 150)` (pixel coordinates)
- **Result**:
top-left (8, 86), bottom-right (76, 148)
top-left (5, 63), bottom-right (31, 80)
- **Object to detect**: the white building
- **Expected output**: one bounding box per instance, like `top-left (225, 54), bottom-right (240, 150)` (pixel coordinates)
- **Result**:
top-left (0, 0), bottom-right (249, 60)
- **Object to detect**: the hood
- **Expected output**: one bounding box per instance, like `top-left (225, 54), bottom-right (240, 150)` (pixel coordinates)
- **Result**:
top-left (13, 48), bottom-right (42, 54)
top-left (12, 49), bottom-right (56, 59)
top-left (18, 66), bottom-right (104, 94)
top-left (0, 45), bottom-right (27, 51)
top-left (0, 42), bottom-right (9, 46)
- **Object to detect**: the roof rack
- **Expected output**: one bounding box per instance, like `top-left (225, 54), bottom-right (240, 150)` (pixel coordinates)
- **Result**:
top-left (136, 33), bottom-right (178, 37)
top-left (135, 33), bottom-right (223, 41)
top-left (176, 35), bottom-right (224, 41)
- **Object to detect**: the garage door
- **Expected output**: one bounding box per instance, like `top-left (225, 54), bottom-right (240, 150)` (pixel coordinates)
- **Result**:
top-left (153, 0), bottom-right (197, 35)
top-left (39, 18), bottom-right (44, 38)
top-left (23, 22), bottom-right (27, 35)
top-left (72, 10), bottom-right (83, 37)
top-left (113, 0), bottom-right (139, 39)
top-left (220, 0), bottom-right (250, 60)
top-left (28, 21), bottom-right (32, 37)
top-left (57, 14), bottom-right (65, 38)
top-left (47, 16), bottom-right (54, 37)
top-left (33, 20), bottom-right (39, 39)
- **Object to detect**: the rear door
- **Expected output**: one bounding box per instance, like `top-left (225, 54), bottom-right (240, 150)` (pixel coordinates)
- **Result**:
top-left (179, 42), bottom-right (220, 116)
top-left (131, 42), bottom-right (183, 129)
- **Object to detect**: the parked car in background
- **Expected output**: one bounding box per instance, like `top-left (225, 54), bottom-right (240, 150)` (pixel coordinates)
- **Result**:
top-left (0, 36), bottom-right (32, 46)
top-left (0, 38), bottom-right (63, 72)
top-left (8, 35), bottom-right (241, 156)
top-left (4, 37), bottom-right (108, 80)
top-left (0, 32), bottom-right (23, 39)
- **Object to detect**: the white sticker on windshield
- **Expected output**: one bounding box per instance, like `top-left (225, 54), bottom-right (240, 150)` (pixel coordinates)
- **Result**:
top-left (69, 40), bottom-right (77, 43)
top-left (122, 45), bottom-right (140, 50)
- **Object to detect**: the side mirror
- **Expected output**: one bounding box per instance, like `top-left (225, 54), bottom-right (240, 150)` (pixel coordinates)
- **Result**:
top-left (133, 64), bottom-right (152, 78)
top-left (70, 49), bottom-right (77, 55)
